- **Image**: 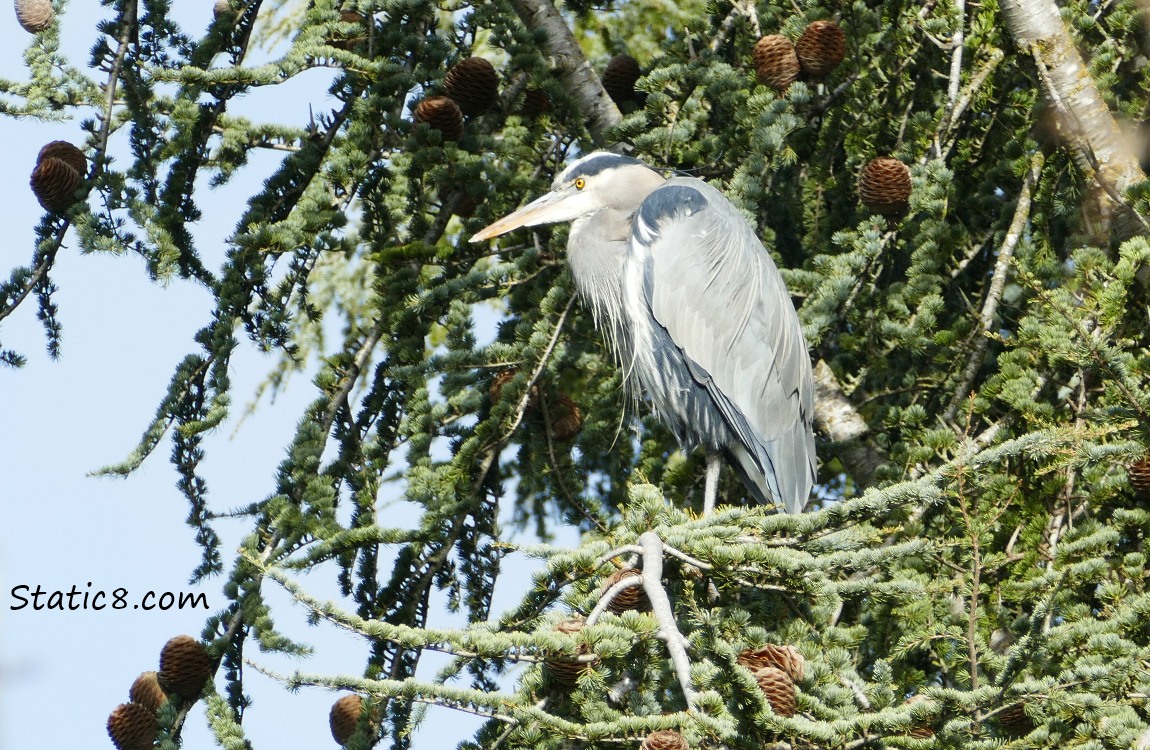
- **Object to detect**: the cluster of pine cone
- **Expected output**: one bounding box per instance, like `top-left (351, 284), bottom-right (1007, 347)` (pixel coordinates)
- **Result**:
top-left (752, 20), bottom-right (845, 92)
top-left (107, 635), bottom-right (212, 750)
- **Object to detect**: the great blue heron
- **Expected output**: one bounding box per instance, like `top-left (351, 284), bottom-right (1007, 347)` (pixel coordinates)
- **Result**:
top-left (471, 152), bottom-right (816, 514)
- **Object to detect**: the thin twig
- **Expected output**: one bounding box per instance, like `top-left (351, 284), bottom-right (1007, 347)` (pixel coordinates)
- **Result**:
top-left (709, 6), bottom-right (743, 54)
top-left (595, 544), bottom-right (643, 568)
top-left (586, 576), bottom-right (645, 625)
top-left (943, 153), bottom-right (1041, 423)
top-left (661, 544), bottom-right (713, 571)
top-left (500, 294), bottom-right (577, 442)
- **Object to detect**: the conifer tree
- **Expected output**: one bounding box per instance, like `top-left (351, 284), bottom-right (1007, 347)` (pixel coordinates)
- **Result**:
top-left (4, 0), bottom-right (1150, 748)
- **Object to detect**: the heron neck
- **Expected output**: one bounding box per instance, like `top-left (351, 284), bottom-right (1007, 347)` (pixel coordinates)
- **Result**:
top-left (566, 208), bottom-right (633, 360)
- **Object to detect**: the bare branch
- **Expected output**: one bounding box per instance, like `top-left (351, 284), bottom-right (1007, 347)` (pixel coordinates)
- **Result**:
top-left (944, 153), bottom-right (1042, 422)
top-left (812, 360), bottom-right (884, 488)
top-left (638, 531), bottom-right (698, 711)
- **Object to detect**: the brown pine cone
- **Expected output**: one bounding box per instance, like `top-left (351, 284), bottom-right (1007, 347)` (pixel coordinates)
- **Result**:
top-left (15, 0), bottom-right (54, 32)
top-left (998, 701), bottom-right (1035, 736)
top-left (30, 157), bottom-right (83, 212)
top-left (413, 96), bottom-right (464, 142)
top-left (598, 567), bottom-right (650, 614)
top-left (445, 57), bottom-right (500, 117)
top-left (545, 618), bottom-right (597, 685)
top-left (1129, 453), bottom-right (1150, 500)
top-left (602, 54), bottom-right (642, 106)
top-left (547, 394), bottom-right (583, 441)
top-left (157, 635), bottom-right (212, 699)
top-left (737, 644), bottom-right (805, 683)
top-left (754, 666), bottom-right (796, 717)
top-left (128, 671), bottom-right (169, 713)
top-left (795, 20), bottom-right (845, 79)
top-left (37, 141), bottom-right (87, 176)
top-left (107, 703), bottom-right (157, 750)
top-left (488, 370), bottom-right (540, 409)
top-left (753, 35), bottom-right (799, 91)
top-left (327, 10), bottom-right (368, 51)
top-left (521, 87), bottom-right (551, 118)
top-left (859, 157), bottom-right (912, 216)
top-left (640, 729), bottom-right (689, 750)
top-left (330, 694), bottom-right (365, 745)
top-left (903, 694), bottom-right (934, 738)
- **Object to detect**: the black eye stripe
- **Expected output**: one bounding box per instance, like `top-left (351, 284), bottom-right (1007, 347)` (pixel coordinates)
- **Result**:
top-left (561, 153), bottom-right (645, 182)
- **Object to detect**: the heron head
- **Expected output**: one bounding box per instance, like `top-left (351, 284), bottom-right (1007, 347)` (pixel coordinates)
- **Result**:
top-left (470, 152), bottom-right (664, 242)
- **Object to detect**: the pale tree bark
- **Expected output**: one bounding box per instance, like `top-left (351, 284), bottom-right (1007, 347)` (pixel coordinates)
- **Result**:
top-left (1000, 0), bottom-right (1149, 239)
top-left (507, 0), bottom-right (622, 145)
top-left (812, 360), bottom-right (883, 489)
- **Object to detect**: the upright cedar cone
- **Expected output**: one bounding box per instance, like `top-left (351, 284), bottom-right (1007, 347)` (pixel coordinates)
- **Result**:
top-left (737, 644), bottom-right (805, 683)
top-left (602, 54), bottom-right (642, 107)
top-left (754, 666), bottom-right (797, 717)
top-left (213, 0), bottom-right (234, 21)
top-left (1129, 454), bottom-right (1150, 500)
top-left (37, 141), bottom-right (87, 176)
top-left (753, 35), bottom-right (800, 91)
top-left (547, 394), bottom-right (583, 441)
top-left (545, 618), bottom-right (596, 686)
top-left (521, 87), bottom-right (551, 118)
top-left (327, 10), bottom-right (368, 51)
top-left (640, 729), bottom-right (690, 750)
top-left (330, 694), bottom-right (365, 745)
top-left (413, 96), bottom-right (464, 142)
top-left (998, 701), bottom-right (1035, 736)
top-left (107, 703), bottom-right (157, 750)
top-left (15, 0), bottom-right (53, 32)
top-left (30, 157), bottom-right (83, 212)
top-left (859, 157), bottom-right (912, 216)
top-left (489, 370), bottom-right (540, 409)
top-left (157, 635), bottom-right (212, 699)
top-left (128, 671), bottom-right (168, 713)
top-left (598, 567), bottom-right (650, 613)
top-left (795, 20), bottom-right (846, 78)
top-left (444, 57), bottom-right (500, 116)
top-left (903, 694), bottom-right (935, 738)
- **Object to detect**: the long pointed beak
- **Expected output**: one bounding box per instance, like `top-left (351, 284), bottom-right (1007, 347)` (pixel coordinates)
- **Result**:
top-left (469, 190), bottom-right (570, 242)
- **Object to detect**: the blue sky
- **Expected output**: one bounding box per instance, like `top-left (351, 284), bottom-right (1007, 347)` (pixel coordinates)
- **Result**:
top-left (0, 4), bottom-right (576, 749)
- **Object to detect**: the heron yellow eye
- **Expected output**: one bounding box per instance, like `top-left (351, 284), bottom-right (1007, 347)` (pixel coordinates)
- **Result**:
top-left (574, 178), bottom-right (586, 190)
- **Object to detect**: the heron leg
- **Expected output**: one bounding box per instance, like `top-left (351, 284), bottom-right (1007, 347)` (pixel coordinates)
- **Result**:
top-left (703, 452), bottom-right (722, 516)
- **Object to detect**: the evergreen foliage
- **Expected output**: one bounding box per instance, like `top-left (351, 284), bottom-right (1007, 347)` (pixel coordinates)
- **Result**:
top-left (4, 0), bottom-right (1150, 748)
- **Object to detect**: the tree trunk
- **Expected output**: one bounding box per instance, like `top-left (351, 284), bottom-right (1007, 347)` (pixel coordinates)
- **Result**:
top-left (1000, 0), bottom-right (1148, 238)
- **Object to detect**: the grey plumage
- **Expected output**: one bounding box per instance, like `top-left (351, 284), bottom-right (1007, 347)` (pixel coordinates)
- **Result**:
top-left (472, 152), bottom-right (816, 513)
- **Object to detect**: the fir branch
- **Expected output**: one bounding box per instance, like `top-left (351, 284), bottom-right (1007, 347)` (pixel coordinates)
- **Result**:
top-left (942, 0), bottom-right (966, 135)
top-left (258, 664), bottom-right (700, 739)
top-left (0, 228), bottom-right (62, 326)
top-left (94, 0), bottom-right (136, 180)
top-left (260, 564), bottom-right (566, 663)
top-left (937, 48), bottom-right (1005, 159)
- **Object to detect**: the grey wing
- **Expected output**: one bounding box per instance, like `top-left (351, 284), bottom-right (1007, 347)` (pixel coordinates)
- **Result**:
top-left (633, 177), bottom-right (816, 512)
